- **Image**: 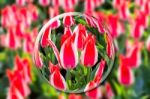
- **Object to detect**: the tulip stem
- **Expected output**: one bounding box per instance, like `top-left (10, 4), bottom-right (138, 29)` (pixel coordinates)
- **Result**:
top-left (87, 67), bottom-right (91, 83)
top-left (66, 70), bottom-right (72, 89)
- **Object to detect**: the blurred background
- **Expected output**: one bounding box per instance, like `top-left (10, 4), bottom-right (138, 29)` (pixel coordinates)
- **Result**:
top-left (0, 0), bottom-right (150, 99)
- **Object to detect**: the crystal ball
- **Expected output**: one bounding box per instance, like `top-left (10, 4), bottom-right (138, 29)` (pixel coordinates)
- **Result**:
top-left (33, 12), bottom-right (115, 93)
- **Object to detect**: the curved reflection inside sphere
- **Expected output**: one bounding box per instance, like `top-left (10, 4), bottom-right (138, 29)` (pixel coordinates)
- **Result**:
top-left (33, 12), bottom-right (115, 93)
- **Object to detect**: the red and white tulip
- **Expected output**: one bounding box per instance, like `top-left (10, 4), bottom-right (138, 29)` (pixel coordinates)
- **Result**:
top-left (60, 35), bottom-right (78, 69)
top-left (63, 15), bottom-right (74, 27)
top-left (49, 62), bottom-right (67, 90)
top-left (118, 62), bottom-right (134, 86)
top-left (80, 34), bottom-right (98, 67)
top-left (74, 24), bottom-right (87, 50)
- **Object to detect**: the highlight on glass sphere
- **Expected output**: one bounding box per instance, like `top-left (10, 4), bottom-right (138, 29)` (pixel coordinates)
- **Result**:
top-left (33, 12), bottom-right (115, 93)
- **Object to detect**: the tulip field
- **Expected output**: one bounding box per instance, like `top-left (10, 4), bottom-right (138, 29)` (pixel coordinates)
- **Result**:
top-left (0, 0), bottom-right (150, 99)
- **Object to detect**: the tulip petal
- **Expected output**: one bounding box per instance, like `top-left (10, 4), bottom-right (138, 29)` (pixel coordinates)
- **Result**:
top-left (74, 24), bottom-right (87, 50)
top-left (118, 64), bottom-right (134, 86)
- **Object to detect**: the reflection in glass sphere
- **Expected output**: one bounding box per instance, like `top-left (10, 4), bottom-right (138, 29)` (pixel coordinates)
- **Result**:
top-left (33, 12), bottom-right (115, 93)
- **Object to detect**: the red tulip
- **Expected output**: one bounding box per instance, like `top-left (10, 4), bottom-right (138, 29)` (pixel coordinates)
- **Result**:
top-left (6, 68), bottom-right (30, 99)
top-left (23, 33), bottom-right (34, 54)
top-left (124, 41), bottom-right (142, 68)
top-left (74, 24), bottom-right (87, 50)
top-left (126, 44), bottom-right (142, 68)
top-left (94, 59), bottom-right (106, 84)
top-left (107, 14), bottom-right (122, 38)
top-left (118, 58), bottom-right (134, 86)
top-left (85, 81), bottom-right (102, 99)
top-left (49, 62), bottom-right (67, 90)
top-left (6, 27), bottom-right (20, 50)
top-left (131, 11), bottom-right (148, 39)
top-left (63, 15), bottom-right (74, 27)
top-left (15, 56), bottom-right (31, 84)
top-left (60, 35), bottom-right (78, 69)
top-left (28, 4), bottom-right (39, 21)
top-left (19, 7), bottom-right (32, 27)
top-left (118, 2), bottom-right (129, 20)
top-left (80, 34), bottom-right (98, 67)
top-left (41, 19), bottom-right (60, 47)
top-left (144, 1), bottom-right (150, 15)
top-left (1, 6), bottom-right (17, 27)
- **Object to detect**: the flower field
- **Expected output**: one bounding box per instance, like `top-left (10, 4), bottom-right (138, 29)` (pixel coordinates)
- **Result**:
top-left (0, 0), bottom-right (150, 99)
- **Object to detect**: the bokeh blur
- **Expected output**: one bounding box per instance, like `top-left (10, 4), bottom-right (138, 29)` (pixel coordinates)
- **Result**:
top-left (0, 0), bottom-right (150, 99)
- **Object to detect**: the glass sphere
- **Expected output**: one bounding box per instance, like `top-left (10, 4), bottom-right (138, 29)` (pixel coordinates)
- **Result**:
top-left (33, 12), bottom-right (115, 93)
